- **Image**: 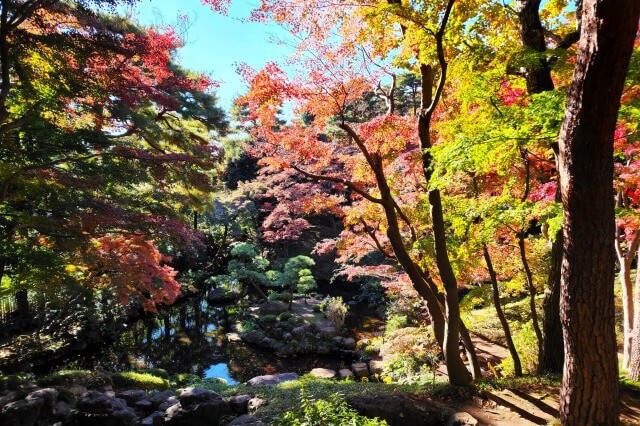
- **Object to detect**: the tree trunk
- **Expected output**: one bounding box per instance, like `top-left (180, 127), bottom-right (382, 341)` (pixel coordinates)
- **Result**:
top-left (517, 233), bottom-right (543, 366)
top-left (557, 1), bottom-right (639, 423)
top-left (483, 245), bottom-right (523, 377)
top-left (515, 0), bottom-right (555, 94)
top-left (15, 288), bottom-right (28, 318)
top-left (628, 249), bottom-right (640, 381)
top-left (540, 182), bottom-right (564, 374)
top-left (620, 260), bottom-right (635, 369)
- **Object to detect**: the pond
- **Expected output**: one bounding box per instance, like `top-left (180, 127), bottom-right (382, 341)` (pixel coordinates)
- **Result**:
top-left (65, 289), bottom-right (374, 384)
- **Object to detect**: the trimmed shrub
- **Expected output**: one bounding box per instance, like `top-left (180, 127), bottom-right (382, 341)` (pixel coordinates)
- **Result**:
top-left (112, 372), bottom-right (169, 390)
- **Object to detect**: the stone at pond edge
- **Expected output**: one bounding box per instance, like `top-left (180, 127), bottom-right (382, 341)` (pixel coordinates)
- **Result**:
top-left (158, 396), bottom-right (179, 411)
top-left (248, 397), bottom-right (267, 414)
top-left (346, 394), bottom-right (450, 426)
top-left (247, 373), bottom-right (299, 386)
top-left (71, 390), bottom-right (138, 426)
top-left (342, 337), bottom-right (357, 349)
top-left (142, 411), bottom-right (165, 426)
top-left (178, 387), bottom-right (223, 406)
top-left (0, 397), bottom-right (44, 426)
top-left (228, 414), bottom-right (266, 425)
top-left (26, 387), bottom-right (58, 417)
top-left (147, 390), bottom-right (175, 408)
top-left (118, 389), bottom-right (148, 405)
top-left (242, 330), bottom-right (265, 345)
top-left (309, 368), bottom-right (337, 380)
top-left (351, 362), bottom-right (370, 379)
top-left (229, 394), bottom-right (252, 415)
top-left (164, 398), bottom-right (225, 426)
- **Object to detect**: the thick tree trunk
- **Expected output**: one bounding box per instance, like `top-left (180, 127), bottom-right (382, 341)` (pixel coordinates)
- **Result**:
top-left (517, 234), bottom-right (543, 366)
top-left (483, 245), bottom-right (522, 377)
top-left (15, 288), bottom-right (28, 318)
top-left (557, 1), bottom-right (639, 423)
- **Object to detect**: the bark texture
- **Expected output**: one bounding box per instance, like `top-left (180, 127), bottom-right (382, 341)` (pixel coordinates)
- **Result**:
top-left (515, 0), bottom-right (555, 93)
top-left (557, 1), bottom-right (640, 423)
top-left (628, 252), bottom-right (640, 381)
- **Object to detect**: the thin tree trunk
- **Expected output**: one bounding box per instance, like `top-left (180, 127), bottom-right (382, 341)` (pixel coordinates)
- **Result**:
top-left (557, 1), bottom-right (639, 422)
top-left (15, 288), bottom-right (28, 318)
top-left (483, 244), bottom-right (523, 377)
top-left (515, 0), bottom-right (555, 94)
top-left (628, 246), bottom-right (640, 381)
top-left (615, 230), bottom-right (640, 370)
top-left (540, 179), bottom-right (564, 374)
top-left (517, 233), bottom-right (543, 366)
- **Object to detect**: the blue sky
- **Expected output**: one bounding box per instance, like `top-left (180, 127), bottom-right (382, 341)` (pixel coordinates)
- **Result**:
top-left (121, 0), bottom-right (292, 110)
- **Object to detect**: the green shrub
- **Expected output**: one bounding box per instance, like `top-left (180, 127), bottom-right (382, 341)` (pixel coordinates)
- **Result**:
top-left (312, 304), bottom-right (322, 312)
top-left (174, 373), bottom-right (200, 386)
top-left (279, 312), bottom-right (293, 321)
top-left (499, 320), bottom-right (538, 376)
top-left (141, 368), bottom-right (169, 379)
top-left (112, 372), bottom-right (169, 390)
top-left (280, 388), bottom-right (387, 425)
top-left (384, 315), bottom-right (408, 334)
top-left (262, 314), bottom-right (278, 323)
top-left (380, 327), bottom-right (439, 384)
top-left (38, 370), bottom-right (111, 388)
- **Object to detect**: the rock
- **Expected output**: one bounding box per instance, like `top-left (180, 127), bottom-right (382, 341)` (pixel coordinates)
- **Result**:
top-left (135, 400), bottom-right (153, 410)
top-left (247, 397), bottom-right (267, 414)
top-left (72, 390), bottom-right (137, 426)
top-left (319, 326), bottom-right (337, 337)
top-left (0, 397), bottom-right (44, 426)
top-left (247, 373), bottom-right (299, 386)
top-left (309, 368), bottom-right (337, 380)
top-left (54, 400), bottom-right (71, 418)
top-left (271, 341), bottom-right (285, 352)
top-left (351, 362), bottom-right (370, 379)
top-left (258, 301), bottom-right (288, 315)
top-left (118, 389), bottom-right (148, 405)
top-left (69, 385), bottom-right (88, 397)
top-left (260, 337), bottom-right (275, 348)
top-left (332, 336), bottom-right (344, 346)
top-left (291, 325), bottom-right (309, 339)
top-left (0, 391), bottom-right (16, 409)
top-left (148, 390), bottom-right (175, 408)
top-left (158, 396), bottom-right (179, 411)
top-left (26, 387), bottom-right (58, 417)
top-left (228, 414), bottom-right (265, 425)
top-left (347, 394), bottom-right (450, 426)
top-left (226, 333), bottom-right (242, 343)
top-left (229, 394), bottom-right (252, 415)
top-left (242, 330), bottom-right (265, 345)
top-left (369, 360), bottom-right (384, 376)
top-left (342, 337), bottom-right (357, 349)
top-left (338, 369), bottom-right (354, 380)
top-left (447, 411), bottom-right (479, 426)
top-left (177, 387), bottom-right (222, 407)
top-left (141, 411), bottom-right (165, 426)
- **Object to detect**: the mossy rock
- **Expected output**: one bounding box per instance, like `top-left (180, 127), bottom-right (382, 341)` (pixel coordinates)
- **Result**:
top-left (261, 314), bottom-right (277, 323)
top-left (140, 368), bottom-right (169, 379)
top-left (38, 370), bottom-right (112, 388)
top-left (112, 372), bottom-right (170, 390)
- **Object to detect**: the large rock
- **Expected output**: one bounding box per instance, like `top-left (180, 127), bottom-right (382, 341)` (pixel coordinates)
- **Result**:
top-left (351, 362), bottom-right (370, 379)
top-left (338, 369), bottom-right (354, 380)
top-left (369, 360), bottom-right (384, 376)
top-left (141, 411), bottom-right (165, 426)
top-left (26, 387), bottom-right (58, 418)
top-left (228, 414), bottom-right (266, 425)
top-left (148, 390), bottom-right (175, 409)
top-left (447, 411), bottom-right (479, 426)
top-left (309, 368), bottom-right (337, 380)
top-left (70, 390), bottom-right (138, 426)
top-left (342, 337), bottom-right (357, 350)
top-left (247, 373), bottom-right (299, 386)
top-left (242, 330), bottom-right (265, 345)
top-left (229, 394), bottom-right (251, 415)
top-left (347, 394), bottom-right (450, 426)
top-left (164, 387), bottom-right (227, 426)
top-left (0, 397), bottom-right (44, 426)
top-left (118, 390), bottom-right (148, 405)
top-left (247, 397), bottom-right (267, 414)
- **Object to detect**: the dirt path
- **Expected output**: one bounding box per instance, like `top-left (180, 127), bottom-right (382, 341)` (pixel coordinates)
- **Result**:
top-left (435, 333), bottom-right (640, 425)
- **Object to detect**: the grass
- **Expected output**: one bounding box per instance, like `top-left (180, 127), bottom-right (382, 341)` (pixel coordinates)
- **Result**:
top-left (38, 369), bottom-right (112, 388)
top-left (111, 371), bottom-right (170, 390)
top-left (199, 376), bottom-right (462, 425)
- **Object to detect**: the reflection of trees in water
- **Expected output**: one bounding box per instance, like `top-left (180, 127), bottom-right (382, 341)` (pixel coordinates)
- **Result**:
top-left (95, 298), bottom-right (232, 377)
